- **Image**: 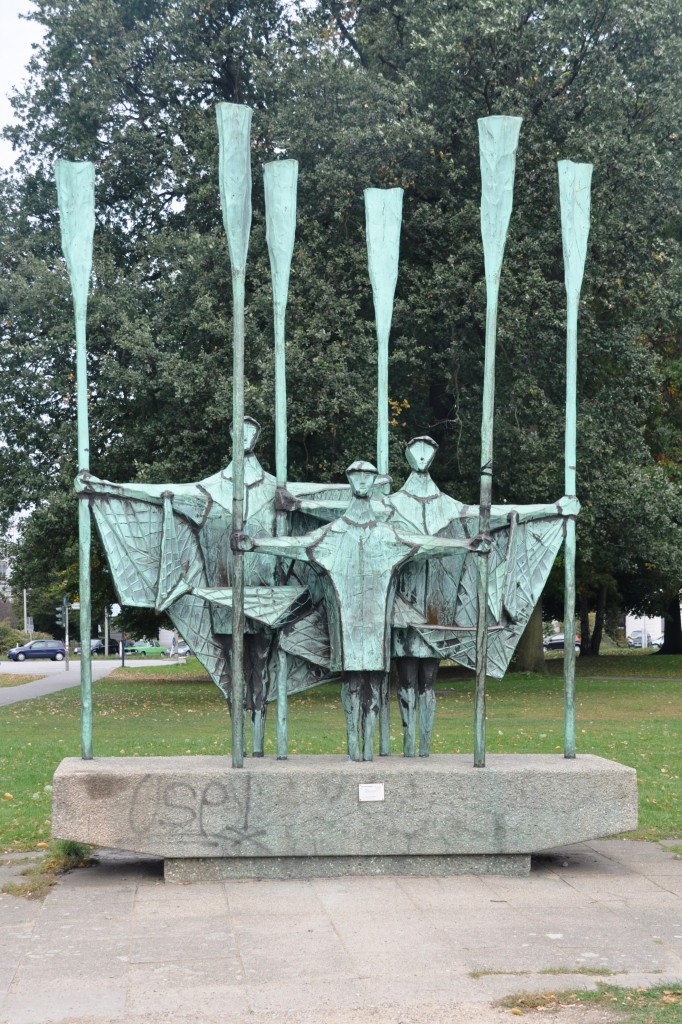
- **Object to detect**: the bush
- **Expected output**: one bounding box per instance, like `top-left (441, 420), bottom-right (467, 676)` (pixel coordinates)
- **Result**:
top-left (0, 621), bottom-right (53, 656)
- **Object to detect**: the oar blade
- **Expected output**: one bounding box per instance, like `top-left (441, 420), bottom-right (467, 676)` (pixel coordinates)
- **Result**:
top-left (478, 116), bottom-right (522, 285)
top-left (55, 160), bottom-right (95, 311)
top-left (558, 160), bottom-right (593, 303)
top-left (264, 159), bottom-right (298, 311)
top-left (216, 103), bottom-right (253, 276)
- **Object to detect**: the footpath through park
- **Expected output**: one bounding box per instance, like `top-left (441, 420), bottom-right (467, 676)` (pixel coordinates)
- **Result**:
top-left (1, 838), bottom-right (681, 1024)
top-left (0, 659), bottom-right (168, 707)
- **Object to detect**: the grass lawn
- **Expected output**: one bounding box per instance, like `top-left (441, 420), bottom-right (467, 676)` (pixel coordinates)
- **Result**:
top-left (0, 674), bottom-right (41, 688)
top-left (1, 655), bottom-right (680, 851)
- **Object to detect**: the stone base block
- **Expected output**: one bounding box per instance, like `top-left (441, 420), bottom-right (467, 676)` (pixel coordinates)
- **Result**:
top-left (52, 753), bottom-right (637, 878)
top-left (165, 853), bottom-right (530, 881)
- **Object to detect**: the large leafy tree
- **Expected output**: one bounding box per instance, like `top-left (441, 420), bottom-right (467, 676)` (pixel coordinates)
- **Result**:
top-left (1, 0), bottom-right (680, 651)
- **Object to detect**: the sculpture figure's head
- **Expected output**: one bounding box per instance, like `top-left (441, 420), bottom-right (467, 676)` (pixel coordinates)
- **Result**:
top-left (229, 416), bottom-right (261, 454)
top-left (346, 460), bottom-right (378, 498)
top-left (374, 474), bottom-right (393, 497)
top-left (405, 436), bottom-right (438, 473)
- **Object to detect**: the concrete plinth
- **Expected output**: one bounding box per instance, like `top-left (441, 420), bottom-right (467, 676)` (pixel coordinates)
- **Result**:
top-left (52, 753), bottom-right (637, 878)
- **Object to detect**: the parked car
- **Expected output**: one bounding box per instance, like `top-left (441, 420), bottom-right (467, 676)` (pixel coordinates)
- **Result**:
top-left (166, 642), bottom-right (192, 657)
top-left (124, 640), bottom-right (165, 657)
top-left (7, 639), bottom-right (67, 662)
top-left (627, 631), bottom-right (662, 649)
top-left (74, 639), bottom-right (121, 655)
top-left (543, 633), bottom-right (580, 652)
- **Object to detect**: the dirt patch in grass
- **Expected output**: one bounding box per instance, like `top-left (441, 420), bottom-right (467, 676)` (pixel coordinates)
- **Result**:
top-left (0, 673), bottom-right (41, 687)
top-left (1, 840), bottom-right (94, 899)
top-left (498, 984), bottom-right (682, 1023)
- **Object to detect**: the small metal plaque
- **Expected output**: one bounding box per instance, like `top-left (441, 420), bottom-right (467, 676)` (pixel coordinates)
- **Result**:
top-left (358, 783), bottom-right (385, 802)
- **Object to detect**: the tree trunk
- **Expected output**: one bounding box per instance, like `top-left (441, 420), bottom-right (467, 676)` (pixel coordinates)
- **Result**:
top-left (590, 584), bottom-right (607, 656)
top-left (579, 593), bottom-right (592, 656)
top-left (660, 594), bottom-right (682, 654)
top-left (513, 601), bottom-right (546, 673)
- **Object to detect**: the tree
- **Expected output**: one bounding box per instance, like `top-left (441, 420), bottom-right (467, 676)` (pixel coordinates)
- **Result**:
top-left (2, 0), bottom-right (681, 654)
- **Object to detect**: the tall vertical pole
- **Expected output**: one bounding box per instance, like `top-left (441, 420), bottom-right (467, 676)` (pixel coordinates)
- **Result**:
top-left (216, 103), bottom-right (253, 769)
top-left (365, 186), bottom-right (403, 756)
top-left (558, 160), bottom-right (592, 759)
top-left (364, 187), bottom-right (403, 478)
top-left (474, 117), bottom-right (522, 767)
top-left (264, 158), bottom-right (298, 759)
top-left (64, 599), bottom-right (70, 672)
top-left (55, 160), bottom-right (96, 760)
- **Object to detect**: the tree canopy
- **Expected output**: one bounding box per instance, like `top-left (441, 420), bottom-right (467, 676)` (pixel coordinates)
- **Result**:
top-left (2, 0), bottom-right (681, 649)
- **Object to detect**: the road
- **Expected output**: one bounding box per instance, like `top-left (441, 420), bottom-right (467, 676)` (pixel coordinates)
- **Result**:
top-left (0, 659), bottom-right (170, 706)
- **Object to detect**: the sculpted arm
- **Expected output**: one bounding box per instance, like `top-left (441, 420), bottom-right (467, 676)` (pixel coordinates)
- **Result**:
top-left (276, 487), bottom-right (347, 523)
top-left (398, 532), bottom-right (488, 561)
top-left (489, 496), bottom-right (580, 528)
top-left (232, 530), bottom-right (323, 562)
top-left (76, 470), bottom-right (168, 506)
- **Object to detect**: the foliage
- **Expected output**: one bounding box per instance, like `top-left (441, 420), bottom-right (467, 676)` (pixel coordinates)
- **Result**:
top-left (1, 662), bottom-right (680, 850)
top-left (0, 621), bottom-right (27, 656)
top-left (0, 0), bottom-right (680, 642)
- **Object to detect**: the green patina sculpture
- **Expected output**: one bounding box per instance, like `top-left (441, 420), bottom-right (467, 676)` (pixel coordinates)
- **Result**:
top-left (233, 461), bottom-right (485, 760)
top-left (386, 436), bottom-right (578, 756)
top-left (57, 103), bottom-right (592, 770)
top-left (76, 417), bottom-right (345, 755)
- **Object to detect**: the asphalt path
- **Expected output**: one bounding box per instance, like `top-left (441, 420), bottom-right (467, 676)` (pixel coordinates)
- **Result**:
top-left (0, 659), bottom-right (170, 706)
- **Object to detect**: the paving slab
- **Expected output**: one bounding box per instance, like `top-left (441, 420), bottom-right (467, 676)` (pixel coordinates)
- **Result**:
top-left (0, 839), bottom-right (680, 1024)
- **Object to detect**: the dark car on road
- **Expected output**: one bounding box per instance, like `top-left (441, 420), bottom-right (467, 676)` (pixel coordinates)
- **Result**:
top-left (7, 639), bottom-right (67, 662)
top-left (627, 631), bottom-right (662, 649)
top-left (74, 639), bottom-right (121, 655)
top-left (543, 633), bottom-right (580, 652)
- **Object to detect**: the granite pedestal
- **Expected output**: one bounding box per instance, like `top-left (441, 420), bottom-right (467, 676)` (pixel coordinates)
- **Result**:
top-left (52, 753), bottom-right (637, 879)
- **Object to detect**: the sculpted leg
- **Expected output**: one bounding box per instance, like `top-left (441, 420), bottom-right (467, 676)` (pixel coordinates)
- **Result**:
top-left (418, 658), bottom-right (439, 757)
top-left (379, 676), bottom-right (391, 756)
top-left (245, 633), bottom-right (272, 758)
top-left (341, 673), bottom-right (362, 762)
top-left (361, 672), bottom-right (383, 761)
top-left (396, 657), bottom-right (418, 757)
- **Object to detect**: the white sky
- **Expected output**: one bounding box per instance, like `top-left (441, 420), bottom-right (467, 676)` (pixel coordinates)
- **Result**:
top-left (0, 0), bottom-right (44, 170)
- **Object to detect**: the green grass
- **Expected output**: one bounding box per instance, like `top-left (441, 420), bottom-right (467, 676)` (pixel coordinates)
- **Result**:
top-left (544, 652), bottom-right (682, 679)
top-left (1, 656), bottom-right (680, 851)
top-left (499, 983), bottom-right (682, 1022)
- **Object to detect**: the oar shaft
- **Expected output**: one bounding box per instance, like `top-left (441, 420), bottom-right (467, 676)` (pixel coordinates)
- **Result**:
top-left (55, 160), bottom-right (95, 760)
top-left (264, 159), bottom-right (298, 758)
top-left (563, 296), bottom-right (579, 757)
top-left (231, 274), bottom-right (246, 768)
top-left (216, 102), bottom-right (252, 769)
top-left (558, 160), bottom-right (592, 760)
top-left (75, 307), bottom-right (93, 758)
top-left (474, 116), bottom-right (522, 768)
top-left (474, 294), bottom-right (497, 767)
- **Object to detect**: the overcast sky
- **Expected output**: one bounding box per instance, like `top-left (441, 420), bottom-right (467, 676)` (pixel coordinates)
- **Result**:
top-left (0, 0), bottom-right (44, 170)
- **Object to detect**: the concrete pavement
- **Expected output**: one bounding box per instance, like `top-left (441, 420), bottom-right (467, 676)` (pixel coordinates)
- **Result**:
top-left (1, 838), bottom-right (681, 1024)
top-left (0, 660), bottom-right (170, 706)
